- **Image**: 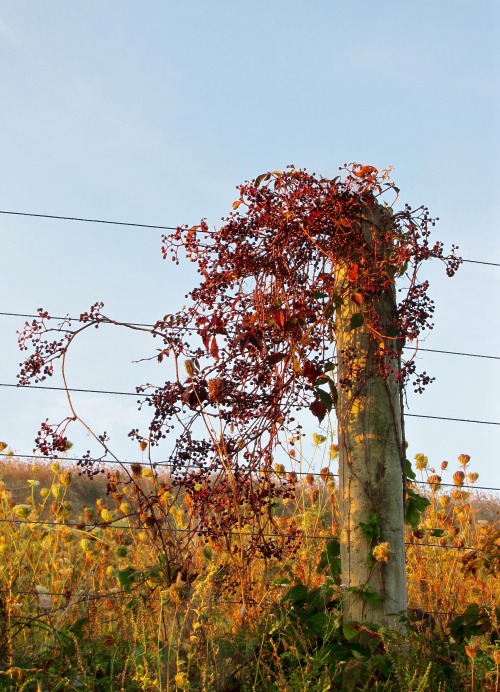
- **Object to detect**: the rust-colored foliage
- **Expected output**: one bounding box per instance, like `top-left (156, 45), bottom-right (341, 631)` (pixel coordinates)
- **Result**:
top-left (16, 164), bottom-right (460, 558)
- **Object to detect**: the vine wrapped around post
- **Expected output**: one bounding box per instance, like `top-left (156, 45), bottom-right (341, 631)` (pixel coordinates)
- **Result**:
top-left (336, 204), bottom-right (407, 625)
top-left (17, 163), bottom-right (461, 628)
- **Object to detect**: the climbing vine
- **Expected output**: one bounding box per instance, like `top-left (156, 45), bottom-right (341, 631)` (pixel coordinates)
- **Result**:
top-left (16, 164), bottom-right (460, 560)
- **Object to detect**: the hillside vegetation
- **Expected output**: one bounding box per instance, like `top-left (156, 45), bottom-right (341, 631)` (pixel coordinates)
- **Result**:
top-left (0, 448), bottom-right (499, 691)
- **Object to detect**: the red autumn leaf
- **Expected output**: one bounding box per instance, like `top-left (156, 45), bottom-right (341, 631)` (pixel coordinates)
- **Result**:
top-left (274, 309), bottom-right (286, 329)
top-left (182, 385), bottom-right (209, 409)
top-left (353, 165), bottom-right (378, 178)
top-left (210, 315), bottom-right (226, 334)
top-left (307, 211), bottom-right (321, 223)
top-left (309, 398), bottom-right (327, 423)
top-left (210, 336), bottom-right (220, 361)
top-left (348, 264), bottom-right (359, 282)
top-left (268, 352), bottom-right (287, 365)
top-left (199, 329), bottom-right (210, 350)
top-left (302, 360), bottom-right (320, 384)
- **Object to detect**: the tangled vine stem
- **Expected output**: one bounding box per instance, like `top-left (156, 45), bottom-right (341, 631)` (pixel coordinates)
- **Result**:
top-left (16, 163), bottom-right (461, 560)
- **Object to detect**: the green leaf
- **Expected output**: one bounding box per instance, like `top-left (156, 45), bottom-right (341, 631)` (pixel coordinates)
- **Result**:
top-left (405, 458), bottom-right (416, 481)
top-left (281, 582), bottom-right (309, 606)
top-left (312, 291), bottom-right (329, 300)
top-left (324, 361), bottom-right (336, 372)
top-left (399, 261), bottom-right (409, 276)
top-left (350, 313), bottom-right (364, 329)
top-left (314, 387), bottom-right (333, 412)
top-left (273, 578), bottom-right (290, 586)
top-left (358, 514), bottom-right (381, 542)
top-left (144, 564), bottom-right (162, 583)
top-left (317, 538), bottom-right (342, 581)
top-left (384, 324), bottom-right (400, 338)
top-left (255, 172), bottom-right (271, 188)
top-left (324, 302), bottom-right (335, 319)
top-left (405, 488), bottom-right (430, 527)
top-left (429, 528), bottom-right (445, 537)
top-left (306, 611), bottom-right (328, 637)
top-left (343, 623), bottom-right (359, 641)
top-left (341, 660), bottom-right (369, 692)
top-left (117, 566), bottom-right (138, 592)
top-left (361, 590), bottom-right (382, 606)
top-left (329, 381), bottom-right (339, 406)
top-left (68, 617), bottom-right (89, 638)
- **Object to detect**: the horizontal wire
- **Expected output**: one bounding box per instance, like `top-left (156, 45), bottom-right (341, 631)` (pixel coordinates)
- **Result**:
top-left (0, 209), bottom-right (498, 268)
top-left (1, 589), bottom-right (257, 609)
top-left (0, 209), bottom-right (177, 231)
top-left (415, 347), bottom-right (500, 361)
top-left (0, 590), bottom-right (488, 618)
top-left (1, 311), bottom-right (499, 361)
top-left (0, 516), bottom-right (484, 551)
top-left (3, 589), bottom-right (128, 600)
top-left (2, 381), bottom-right (499, 426)
top-left (0, 515), bottom-right (318, 538)
top-left (0, 311), bottom-right (156, 329)
top-left (405, 413), bottom-right (500, 426)
top-left (0, 382), bottom-right (148, 398)
top-left (461, 258), bottom-right (500, 267)
top-left (2, 451), bottom-right (500, 493)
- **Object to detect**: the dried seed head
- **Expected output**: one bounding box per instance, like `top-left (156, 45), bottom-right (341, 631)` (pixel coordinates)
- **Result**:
top-left (312, 433), bottom-right (326, 445)
top-left (438, 495), bottom-right (450, 508)
top-left (467, 472), bottom-right (479, 484)
top-left (13, 504), bottom-right (32, 520)
top-left (453, 471), bottom-right (465, 487)
top-left (427, 474), bottom-right (441, 491)
top-left (458, 454), bottom-right (471, 467)
top-left (305, 474), bottom-right (315, 485)
top-left (60, 471), bottom-right (72, 488)
top-left (130, 463), bottom-right (142, 477)
top-left (184, 359), bottom-right (197, 377)
top-left (208, 378), bottom-right (225, 403)
top-left (320, 467), bottom-right (333, 483)
top-left (101, 508), bottom-right (115, 523)
top-left (441, 461), bottom-right (448, 470)
top-left (450, 489), bottom-right (469, 502)
top-left (0, 483), bottom-right (12, 501)
top-left (414, 453), bottom-right (428, 471)
top-left (329, 444), bottom-right (339, 460)
top-left (372, 541), bottom-right (393, 563)
top-left (465, 645), bottom-right (478, 659)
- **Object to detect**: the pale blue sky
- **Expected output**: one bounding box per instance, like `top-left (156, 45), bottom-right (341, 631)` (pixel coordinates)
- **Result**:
top-left (1, 1), bottom-right (499, 486)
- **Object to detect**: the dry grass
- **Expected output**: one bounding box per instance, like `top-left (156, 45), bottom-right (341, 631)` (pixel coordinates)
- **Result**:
top-left (0, 451), bottom-right (499, 690)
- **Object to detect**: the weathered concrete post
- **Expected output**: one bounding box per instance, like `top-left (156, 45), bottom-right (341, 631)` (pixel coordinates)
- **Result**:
top-left (337, 205), bottom-right (407, 627)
